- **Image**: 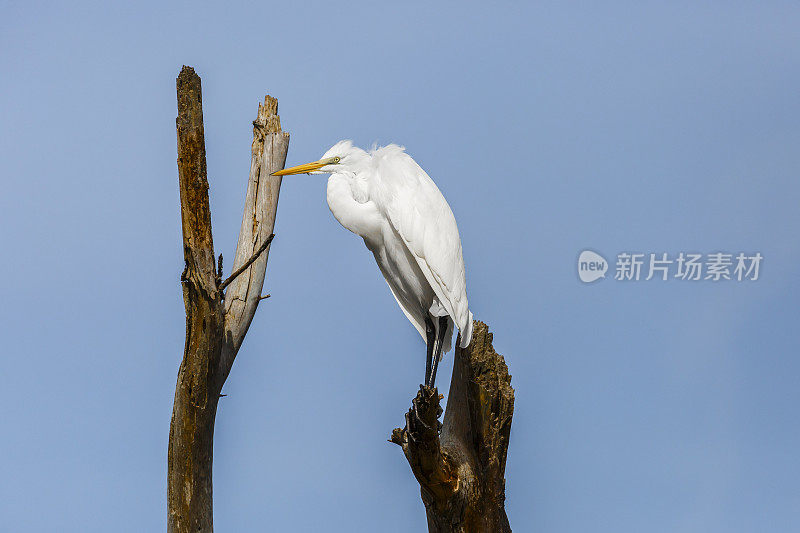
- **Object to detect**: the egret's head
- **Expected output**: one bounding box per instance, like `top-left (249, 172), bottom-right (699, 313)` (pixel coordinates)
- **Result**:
top-left (272, 140), bottom-right (368, 176)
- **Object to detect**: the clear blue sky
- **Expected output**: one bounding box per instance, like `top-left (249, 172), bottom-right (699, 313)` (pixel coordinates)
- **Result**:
top-left (2, 2), bottom-right (799, 531)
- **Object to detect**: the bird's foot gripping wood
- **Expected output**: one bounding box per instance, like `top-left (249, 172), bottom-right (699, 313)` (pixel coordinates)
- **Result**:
top-left (390, 386), bottom-right (451, 494)
top-left (391, 386), bottom-right (444, 444)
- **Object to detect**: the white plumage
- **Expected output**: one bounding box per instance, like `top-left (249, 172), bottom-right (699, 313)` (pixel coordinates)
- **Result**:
top-left (274, 140), bottom-right (473, 387)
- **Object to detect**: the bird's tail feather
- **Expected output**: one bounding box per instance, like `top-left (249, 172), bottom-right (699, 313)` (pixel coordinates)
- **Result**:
top-left (459, 311), bottom-right (474, 348)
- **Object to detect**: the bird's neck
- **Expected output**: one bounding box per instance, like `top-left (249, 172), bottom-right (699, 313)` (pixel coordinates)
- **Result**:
top-left (326, 174), bottom-right (380, 240)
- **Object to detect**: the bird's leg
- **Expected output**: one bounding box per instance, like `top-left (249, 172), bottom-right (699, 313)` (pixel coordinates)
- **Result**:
top-left (424, 317), bottom-right (435, 387)
top-left (427, 316), bottom-right (449, 389)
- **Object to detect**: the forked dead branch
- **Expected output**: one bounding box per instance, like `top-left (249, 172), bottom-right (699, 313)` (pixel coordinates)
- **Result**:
top-left (167, 66), bottom-right (289, 533)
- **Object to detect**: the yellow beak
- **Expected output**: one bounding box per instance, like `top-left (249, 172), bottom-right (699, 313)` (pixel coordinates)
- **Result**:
top-left (272, 157), bottom-right (336, 176)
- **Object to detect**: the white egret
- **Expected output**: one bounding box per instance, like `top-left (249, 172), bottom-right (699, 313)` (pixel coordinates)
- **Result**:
top-left (274, 141), bottom-right (473, 389)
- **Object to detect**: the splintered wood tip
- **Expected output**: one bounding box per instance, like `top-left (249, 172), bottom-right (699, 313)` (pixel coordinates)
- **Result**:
top-left (255, 95), bottom-right (281, 133)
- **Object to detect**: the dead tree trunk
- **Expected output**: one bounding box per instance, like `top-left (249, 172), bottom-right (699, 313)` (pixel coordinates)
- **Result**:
top-left (167, 66), bottom-right (289, 533)
top-left (391, 320), bottom-right (515, 532)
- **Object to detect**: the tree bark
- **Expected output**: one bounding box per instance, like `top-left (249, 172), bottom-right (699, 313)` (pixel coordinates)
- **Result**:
top-left (167, 66), bottom-right (289, 533)
top-left (391, 320), bottom-right (514, 532)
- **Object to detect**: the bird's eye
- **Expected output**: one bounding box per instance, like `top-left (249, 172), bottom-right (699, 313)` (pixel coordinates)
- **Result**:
top-left (332, 156), bottom-right (341, 163)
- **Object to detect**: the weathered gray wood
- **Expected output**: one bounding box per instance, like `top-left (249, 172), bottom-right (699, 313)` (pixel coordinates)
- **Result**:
top-left (168, 67), bottom-right (288, 533)
top-left (223, 96), bottom-right (288, 359)
top-left (391, 320), bottom-right (514, 532)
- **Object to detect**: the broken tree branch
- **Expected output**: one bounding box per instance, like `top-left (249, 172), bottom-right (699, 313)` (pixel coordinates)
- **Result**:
top-left (167, 66), bottom-right (289, 533)
top-left (392, 320), bottom-right (514, 533)
top-left (218, 232), bottom-right (275, 292)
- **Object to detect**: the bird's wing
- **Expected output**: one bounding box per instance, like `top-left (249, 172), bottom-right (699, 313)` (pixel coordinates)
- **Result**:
top-left (370, 146), bottom-right (473, 346)
top-left (383, 274), bottom-right (427, 341)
